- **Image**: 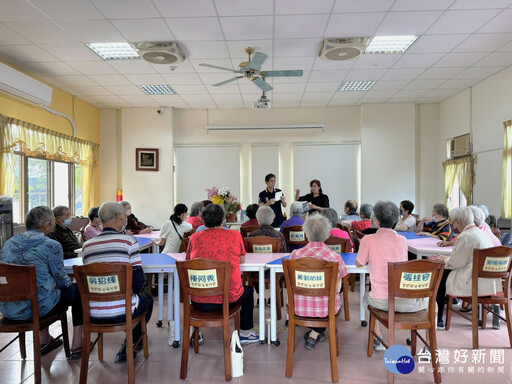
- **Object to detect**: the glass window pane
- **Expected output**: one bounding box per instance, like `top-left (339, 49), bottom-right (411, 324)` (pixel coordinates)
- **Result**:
top-left (54, 162), bottom-right (70, 208)
top-left (27, 158), bottom-right (48, 210)
top-left (75, 165), bottom-right (83, 217)
top-left (13, 154), bottom-right (21, 224)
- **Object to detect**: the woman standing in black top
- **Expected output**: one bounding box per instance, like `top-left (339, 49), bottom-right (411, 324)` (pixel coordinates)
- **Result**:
top-left (294, 179), bottom-right (329, 214)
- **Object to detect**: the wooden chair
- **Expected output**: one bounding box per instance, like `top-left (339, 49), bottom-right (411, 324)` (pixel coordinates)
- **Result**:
top-left (73, 263), bottom-right (149, 384)
top-left (368, 260), bottom-right (445, 384)
top-left (282, 225), bottom-right (308, 253)
top-left (0, 263), bottom-right (71, 384)
top-left (283, 258), bottom-right (341, 383)
top-left (176, 259), bottom-right (241, 381)
top-left (446, 246), bottom-right (512, 349)
top-left (323, 236), bottom-right (351, 321)
top-left (240, 225), bottom-right (259, 238)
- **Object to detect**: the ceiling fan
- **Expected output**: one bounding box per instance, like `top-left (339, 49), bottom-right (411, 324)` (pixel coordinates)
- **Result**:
top-left (199, 47), bottom-right (303, 92)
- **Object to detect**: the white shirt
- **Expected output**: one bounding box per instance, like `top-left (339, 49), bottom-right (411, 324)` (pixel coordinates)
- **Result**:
top-left (395, 215), bottom-right (416, 231)
top-left (160, 220), bottom-right (193, 253)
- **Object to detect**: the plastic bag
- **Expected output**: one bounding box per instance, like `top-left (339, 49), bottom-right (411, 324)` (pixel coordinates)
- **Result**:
top-left (230, 330), bottom-right (244, 377)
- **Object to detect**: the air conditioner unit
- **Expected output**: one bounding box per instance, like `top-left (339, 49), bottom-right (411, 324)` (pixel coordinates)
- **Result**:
top-left (133, 41), bottom-right (185, 65)
top-left (319, 38), bottom-right (370, 61)
top-left (0, 62), bottom-right (52, 106)
top-left (447, 133), bottom-right (471, 159)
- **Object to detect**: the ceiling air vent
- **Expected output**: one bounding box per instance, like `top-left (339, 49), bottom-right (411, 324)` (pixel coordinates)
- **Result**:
top-left (133, 41), bottom-right (185, 65)
top-left (319, 38), bottom-right (370, 61)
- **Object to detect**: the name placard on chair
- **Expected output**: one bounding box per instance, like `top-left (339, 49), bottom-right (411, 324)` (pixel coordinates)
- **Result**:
top-left (253, 245), bottom-right (272, 253)
top-left (295, 271), bottom-right (325, 288)
top-left (0, 276), bottom-right (7, 284)
top-left (483, 257), bottom-right (510, 272)
top-left (87, 275), bottom-right (120, 293)
top-left (399, 272), bottom-right (432, 290)
top-left (290, 231), bottom-right (305, 242)
top-left (188, 269), bottom-right (218, 288)
top-left (326, 244), bottom-right (341, 253)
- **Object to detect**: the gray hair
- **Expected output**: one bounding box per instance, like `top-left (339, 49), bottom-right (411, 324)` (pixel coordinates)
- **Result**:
top-left (303, 214), bottom-right (331, 242)
top-left (99, 202), bottom-right (125, 223)
top-left (469, 206), bottom-right (485, 226)
top-left (473, 204), bottom-right (489, 219)
top-left (433, 203), bottom-right (449, 219)
top-left (53, 205), bottom-right (69, 218)
top-left (450, 206), bottom-right (474, 228)
top-left (360, 203), bottom-right (373, 219)
top-left (373, 201), bottom-right (400, 229)
top-left (189, 201), bottom-right (204, 217)
top-left (320, 208), bottom-right (338, 228)
top-left (119, 201), bottom-right (130, 209)
top-left (256, 206), bottom-right (275, 226)
top-left (26, 206), bottom-right (54, 230)
top-left (289, 202), bottom-right (303, 216)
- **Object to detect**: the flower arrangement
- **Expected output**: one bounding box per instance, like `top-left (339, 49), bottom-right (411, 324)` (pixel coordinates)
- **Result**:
top-left (206, 186), bottom-right (241, 219)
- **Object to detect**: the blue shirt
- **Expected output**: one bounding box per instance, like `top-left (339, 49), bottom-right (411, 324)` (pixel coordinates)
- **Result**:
top-left (280, 215), bottom-right (305, 232)
top-left (0, 230), bottom-right (71, 320)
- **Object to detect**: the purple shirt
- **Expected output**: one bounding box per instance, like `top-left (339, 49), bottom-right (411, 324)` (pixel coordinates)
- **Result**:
top-left (83, 224), bottom-right (102, 241)
top-left (280, 215), bottom-right (305, 233)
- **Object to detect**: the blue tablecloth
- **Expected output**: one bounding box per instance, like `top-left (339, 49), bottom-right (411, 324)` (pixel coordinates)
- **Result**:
top-left (396, 231), bottom-right (428, 240)
top-left (268, 253), bottom-right (358, 266)
top-left (134, 236), bottom-right (153, 248)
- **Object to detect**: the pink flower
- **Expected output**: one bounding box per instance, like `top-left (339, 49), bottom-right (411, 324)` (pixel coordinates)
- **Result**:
top-left (205, 186), bottom-right (219, 199)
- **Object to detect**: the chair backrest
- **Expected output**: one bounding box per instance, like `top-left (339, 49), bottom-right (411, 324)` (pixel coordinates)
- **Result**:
top-left (179, 237), bottom-right (191, 253)
top-left (324, 236), bottom-right (350, 253)
top-left (73, 263), bottom-right (133, 325)
top-left (0, 263), bottom-right (39, 321)
top-left (282, 225), bottom-right (309, 247)
top-left (283, 258), bottom-right (338, 317)
top-left (354, 230), bottom-right (366, 240)
top-left (240, 225), bottom-right (260, 238)
top-left (243, 236), bottom-right (281, 253)
top-left (473, 246), bottom-right (512, 294)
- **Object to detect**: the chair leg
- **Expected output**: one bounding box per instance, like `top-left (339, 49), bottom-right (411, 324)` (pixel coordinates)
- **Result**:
top-left (180, 319), bottom-right (191, 379)
top-left (193, 327), bottom-right (199, 354)
top-left (79, 331), bottom-right (91, 384)
top-left (33, 329), bottom-right (41, 384)
top-left (276, 281), bottom-right (282, 320)
top-left (429, 328), bottom-right (442, 384)
top-left (504, 300), bottom-right (512, 348)
top-left (472, 299), bottom-right (479, 349)
top-left (410, 330), bottom-right (417, 356)
top-left (61, 314), bottom-right (71, 358)
top-left (285, 320), bottom-right (295, 378)
top-left (343, 276), bottom-right (350, 321)
top-left (349, 274), bottom-right (356, 292)
top-left (482, 304), bottom-right (488, 329)
top-left (98, 333), bottom-right (103, 361)
top-left (19, 332), bottom-right (26, 359)
top-left (141, 316), bottom-right (149, 358)
top-left (235, 312), bottom-right (241, 333)
top-left (223, 321), bottom-right (232, 381)
top-left (445, 296), bottom-right (452, 330)
top-left (328, 323), bottom-right (338, 383)
top-left (367, 313), bottom-right (375, 357)
top-left (126, 325), bottom-right (135, 384)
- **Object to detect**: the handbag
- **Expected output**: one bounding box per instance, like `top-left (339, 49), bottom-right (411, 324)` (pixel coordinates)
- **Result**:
top-left (230, 330), bottom-right (244, 377)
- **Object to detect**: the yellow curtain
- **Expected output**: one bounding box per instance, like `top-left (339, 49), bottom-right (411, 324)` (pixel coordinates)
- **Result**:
top-left (502, 120), bottom-right (512, 218)
top-left (455, 157), bottom-right (474, 206)
top-left (443, 160), bottom-right (458, 210)
top-left (0, 115), bottom-right (99, 214)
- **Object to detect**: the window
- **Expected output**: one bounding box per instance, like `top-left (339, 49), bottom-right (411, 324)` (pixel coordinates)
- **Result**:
top-left (12, 153), bottom-right (82, 224)
top-left (448, 174), bottom-right (467, 209)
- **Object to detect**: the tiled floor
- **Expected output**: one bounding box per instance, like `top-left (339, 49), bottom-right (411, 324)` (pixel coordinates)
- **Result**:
top-left (2, 285), bottom-right (512, 384)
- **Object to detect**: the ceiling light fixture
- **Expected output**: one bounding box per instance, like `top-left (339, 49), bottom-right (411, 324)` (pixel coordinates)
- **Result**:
top-left (364, 36), bottom-right (419, 54)
top-left (338, 81), bottom-right (376, 92)
top-left (86, 42), bottom-right (139, 60)
top-left (138, 85), bottom-right (176, 95)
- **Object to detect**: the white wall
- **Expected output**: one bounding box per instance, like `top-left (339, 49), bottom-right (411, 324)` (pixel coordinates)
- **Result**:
top-left (99, 109), bottom-right (119, 202)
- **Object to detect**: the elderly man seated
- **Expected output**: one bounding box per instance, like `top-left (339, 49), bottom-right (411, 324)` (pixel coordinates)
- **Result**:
top-left (248, 206), bottom-right (286, 252)
top-left (82, 202), bottom-right (154, 363)
top-left (430, 206), bottom-right (499, 329)
top-left (340, 200), bottom-right (361, 224)
top-left (0, 206), bottom-right (83, 358)
top-left (83, 206), bottom-right (102, 241)
top-left (280, 202), bottom-right (305, 232)
top-left (290, 214), bottom-right (348, 350)
top-left (50, 205), bottom-right (81, 259)
top-left (119, 201), bottom-right (152, 235)
top-left (351, 203), bottom-right (373, 232)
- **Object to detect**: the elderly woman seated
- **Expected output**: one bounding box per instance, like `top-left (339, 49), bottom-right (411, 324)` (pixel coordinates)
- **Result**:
top-left (280, 202), bottom-right (305, 232)
top-left (394, 200), bottom-right (416, 232)
top-left (186, 201), bottom-right (204, 232)
top-left (356, 201), bottom-right (430, 351)
top-left (321, 208), bottom-right (353, 252)
top-left (241, 203), bottom-right (259, 228)
top-left (83, 206), bottom-right (102, 241)
top-left (351, 203), bottom-right (373, 232)
top-left (186, 204), bottom-right (258, 344)
top-left (290, 214), bottom-right (348, 350)
top-left (248, 206), bottom-right (286, 253)
top-left (417, 203), bottom-right (454, 241)
top-left (430, 206), bottom-right (499, 329)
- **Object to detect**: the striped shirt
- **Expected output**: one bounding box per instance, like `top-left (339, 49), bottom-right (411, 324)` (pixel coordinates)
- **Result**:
top-left (82, 228), bottom-right (141, 318)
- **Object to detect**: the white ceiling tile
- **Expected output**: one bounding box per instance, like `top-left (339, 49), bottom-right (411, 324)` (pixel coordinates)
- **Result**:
top-left (127, 102), bottom-right (160, 107)
top-left (363, 90), bottom-right (397, 98)
top-left (333, 0), bottom-right (394, 13)
top-left (124, 74), bottom-right (166, 85)
top-left (300, 101), bottom-right (330, 107)
top-left (272, 70), bottom-right (311, 83)
top-left (426, 10), bottom-right (500, 34)
top-left (120, 95), bottom-right (157, 102)
top-left (371, 80), bottom-right (411, 90)
top-left (89, 95), bottom-right (126, 103)
top-left (433, 52), bottom-right (487, 67)
top-left (151, 94), bottom-right (186, 103)
top-left (325, 13), bottom-right (385, 37)
top-left (0, 44), bottom-right (59, 62)
top-left (455, 66), bottom-right (505, 79)
top-left (0, 24), bottom-right (32, 45)
top-left (311, 58), bottom-right (355, 71)
top-left (359, 98), bottom-right (389, 103)
top-left (153, 0), bottom-right (216, 17)
top-left (380, 68), bottom-right (427, 80)
top-left (344, 68), bottom-right (387, 81)
top-left (328, 99), bottom-right (358, 106)
top-left (387, 97), bottom-right (418, 103)
top-left (276, 0), bottom-right (335, 14)
top-left (112, 19), bottom-right (174, 42)
top-left (29, 0), bottom-right (105, 21)
top-left (453, 33), bottom-right (512, 52)
top-left (151, 60), bottom-right (196, 74)
top-left (187, 103), bottom-right (217, 109)
top-left (451, 0), bottom-right (512, 9)
top-left (220, 16), bottom-right (273, 40)
top-left (238, 83), bottom-right (267, 93)
top-left (271, 102), bottom-right (301, 108)
top-left (0, 2), bottom-right (48, 22)
top-left (406, 34), bottom-right (469, 54)
top-left (206, 84), bottom-right (240, 94)
top-left (269, 93), bottom-right (302, 101)
top-left (168, 84), bottom-right (208, 95)
top-left (331, 91), bottom-right (366, 99)
top-left (416, 97), bottom-right (444, 103)
top-left (216, 102), bottom-right (245, 109)
top-left (168, 17), bottom-right (224, 41)
top-left (302, 92), bottom-right (334, 100)
top-left (393, 53), bottom-right (445, 68)
top-left (69, 86), bottom-right (113, 96)
top-left (211, 94), bottom-right (242, 102)
top-left (215, 0), bottom-right (274, 16)
top-left (273, 57), bottom-right (315, 71)
top-left (107, 60), bottom-right (157, 74)
top-left (438, 79), bottom-right (477, 88)
top-left (394, 89), bottom-right (428, 97)
top-left (304, 82), bottom-right (339, 92)
top-left (91, 0), bottom-right (160, 18)
top-left (475, 51), bottom-right (512, 66)
top-left (499, 40), bottom-right (512, 51)
top-left (58, 20), bottom-right (125, 43)
top-left (226, 40), bottom-right (273, 58)
top-left (404, 79), bottom-right (445, 89)
top-left (391, 0), bottom-right (454, 11)
top-left (4, 21), bottom-right (77, 44)
top-left (190, 58), bottom-right (235, 72)
top-left (272, 83), bottom-right (306, 93)
top-left (273, 39), bottom-right (320, 57)
top-left (423, 89), bottom-right (461, 97)
top-left (163, 73), bottom-right (203, 85)
top-left (308, 70), bottom-right (348, 82)
top-left (53, 75), bottom-right (99, 86)
top-left (67, 61), bottom-right (119, 75)
top-left (179, 93), bottom-right (212, 102)
top-left (39, 44), bottom-right (101, 61)
top-left (478, 9), bottom-right (512, 33)
top-left (417, 67), bottom-right (466, 79)
top-left (25, 61), bottom-right (81, 76)
top-left (241, 93), bottom-right (264, 102)
top-left (351, 54), bottom-right (401, 69)
top-left (105, 85), bottom-right (145, 95)
top-left (89, 75), bottom-right (132, 86)
top-left (375, 11), bottom-right (443, 35)
top-left (181, 41), bottom-right (230, 59)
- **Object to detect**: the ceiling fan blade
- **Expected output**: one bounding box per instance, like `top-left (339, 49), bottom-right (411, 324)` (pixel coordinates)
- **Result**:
top-left (249, 52), bottom-right (268, 71)
top-left (199, 63), bottom-right (241, 73)
top-left (252, 77), bottom-right (273, 92)
top-left (263, 70), bottom-right (303, 77)
top-left (212, 76), bottom-right (244, 86)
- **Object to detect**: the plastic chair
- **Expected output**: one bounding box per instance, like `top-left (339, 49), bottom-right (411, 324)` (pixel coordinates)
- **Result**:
top-left (283, 258), bottom-right (341, 383)
top-left (446, 246), bottom-right (512, 349)
top-left (176, 259), bottom-right (241, 381)
top-left (240, 225), bottom-right (260, 238)
top-left (282, 225), bottom-right (308, 253)
top-left (73, 263), bottom-right (149, 384)
top-left (367, 260), bottom-right (445, 384)
top-left (0, 263), bottom-right (71, 384)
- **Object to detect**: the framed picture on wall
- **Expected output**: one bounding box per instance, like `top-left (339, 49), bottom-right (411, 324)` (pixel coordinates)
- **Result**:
top-left (136, 148), bottom-right (159, 171)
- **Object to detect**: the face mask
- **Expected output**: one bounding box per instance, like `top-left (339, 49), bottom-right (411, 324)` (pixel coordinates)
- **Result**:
top-left (63, 218), bottom-right (72, 227)
top-left (399, 209), bottom-right (403, 216)
top-left (125, 209), bottom-right (132, 216)
top-left (121, 223), bottom-right (127, 232)
top-left (431, 217), bottom-right (439, 223)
